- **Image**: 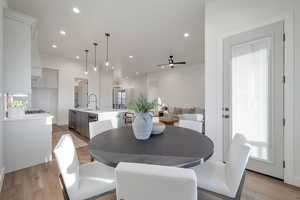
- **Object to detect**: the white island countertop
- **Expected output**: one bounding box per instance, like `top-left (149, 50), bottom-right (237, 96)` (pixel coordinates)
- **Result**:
top-left (70, 108), bottom-right (128, 115)
top-left (4, 113), bottom-right (54, 122)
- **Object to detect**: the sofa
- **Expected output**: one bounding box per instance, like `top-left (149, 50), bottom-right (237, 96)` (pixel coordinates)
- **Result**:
top-left (167, 107), bottom-right (204, 120)
top-left (166, 107), bottom-right (205, 133)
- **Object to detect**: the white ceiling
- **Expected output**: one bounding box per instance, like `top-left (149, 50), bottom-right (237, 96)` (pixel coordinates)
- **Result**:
top-left (8, 0), bottom-right (205, 78)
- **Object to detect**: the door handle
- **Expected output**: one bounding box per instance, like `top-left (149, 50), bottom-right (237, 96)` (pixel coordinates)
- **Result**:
top-left (222, 107), bottom-right (230, 111)
top-left (222, 114), bottom-right (230, 119)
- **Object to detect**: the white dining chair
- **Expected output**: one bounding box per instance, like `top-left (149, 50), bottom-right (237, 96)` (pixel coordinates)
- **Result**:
top-left (115, 162), bottom-right (198, 200)
top-left (89, 120), bottom-right (113, 139)
top-left (192, 134), bottom-right (251, 200)
top-left (177, 120), bottom-right (203, 133)
top-left (54, 134), bottom-right (115, 200)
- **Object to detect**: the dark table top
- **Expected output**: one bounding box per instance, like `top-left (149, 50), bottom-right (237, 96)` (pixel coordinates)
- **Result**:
top-left (88, 126), bottom-right (214, 168)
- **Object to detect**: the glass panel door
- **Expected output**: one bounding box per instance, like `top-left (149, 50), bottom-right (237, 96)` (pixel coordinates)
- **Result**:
top-left (223, 21), bottom-right (284, 179)
top-left (231, 38), bottom-right (272, 162)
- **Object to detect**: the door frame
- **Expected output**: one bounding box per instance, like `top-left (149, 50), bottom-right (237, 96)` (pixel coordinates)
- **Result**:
top-left (222, 21), bottom-right (284, 179)
top-left (217, 15), bottom-right (295, 185)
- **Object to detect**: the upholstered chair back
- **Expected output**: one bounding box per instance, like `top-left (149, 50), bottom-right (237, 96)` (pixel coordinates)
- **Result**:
top-left (226, 134), bottom-right (251, 196)
top-left (54, 134), bottom-right (80, 196)
top-left (89, 120), bottom-right (113, 139)
top-left (115, 162), bottom-right (198, 200)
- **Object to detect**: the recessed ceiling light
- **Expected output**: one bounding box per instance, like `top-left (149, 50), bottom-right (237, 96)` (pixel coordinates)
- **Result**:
top-left (136, 72), bottom-right (139, 75)
top-left (52, 44), bottom-right (57, 48)
top-left (184, 33), bottom-right (190, 38)
top-left (76, 56), bottom-right (80, 59)
top-left (129, 55), bottom-right (133, 59)
top-left (73, 7), bottom-right (80, 14)
top-left (59, 30), bottom-right (66, 35)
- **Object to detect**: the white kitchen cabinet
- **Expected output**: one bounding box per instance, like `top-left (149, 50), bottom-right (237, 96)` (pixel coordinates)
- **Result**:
top-left (4, 9), bottom-right (36, 94)
top-left (4, 114), bottom-right (53, 173)
top-left (43, 68), bottom-right (58, 88)
top-left (32, 68), bottom-right (58, 89)
top-left (31, 31), bottom-right (42, 78)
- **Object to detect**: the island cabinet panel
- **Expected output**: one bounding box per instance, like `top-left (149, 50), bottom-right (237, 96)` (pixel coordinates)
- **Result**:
top-left (4, 116), bottom-right (53, 173)
top-left (68, 110), bottom-right (92, 139)
top-left (68, 109), bottom-right (126, 139)
top-left (80, 111), bottom-right (89, 138)
top-left (68, 110), bottom-right (77, 130)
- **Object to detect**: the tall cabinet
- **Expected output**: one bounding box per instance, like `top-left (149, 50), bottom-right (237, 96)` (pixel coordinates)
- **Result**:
top-left (4, 9), bottom-right (36, 94)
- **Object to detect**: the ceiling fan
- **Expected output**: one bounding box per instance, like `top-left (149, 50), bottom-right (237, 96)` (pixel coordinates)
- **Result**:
top-left (157, 55), bottom-right (186, 69)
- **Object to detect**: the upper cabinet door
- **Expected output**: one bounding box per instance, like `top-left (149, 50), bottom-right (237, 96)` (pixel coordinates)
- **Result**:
top-left (4, 9), bottom-right (35, 94)
top-left (32, 68), bottom-right (58, 89)
top-left (43, 68), bottom-right (58, 89)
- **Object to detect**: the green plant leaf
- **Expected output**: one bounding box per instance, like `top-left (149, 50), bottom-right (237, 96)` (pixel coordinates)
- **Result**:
top-left (126, 96), bottom-right (158, 113)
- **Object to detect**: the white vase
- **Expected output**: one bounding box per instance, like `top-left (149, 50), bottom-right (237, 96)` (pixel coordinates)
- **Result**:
top-left (132, 112), bottom-right (153, 140)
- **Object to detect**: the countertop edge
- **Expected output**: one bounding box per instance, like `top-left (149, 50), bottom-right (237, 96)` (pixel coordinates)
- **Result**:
top-left (3, 113), bottom-right (54, 122)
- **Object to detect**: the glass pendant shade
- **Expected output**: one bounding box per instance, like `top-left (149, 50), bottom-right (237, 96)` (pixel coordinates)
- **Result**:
top-left (93, 42), bottom-right (98, 72)
top-left (105, 33), bottom-right (111, 69)
top-left (84, 49), bottom-right (89, 75)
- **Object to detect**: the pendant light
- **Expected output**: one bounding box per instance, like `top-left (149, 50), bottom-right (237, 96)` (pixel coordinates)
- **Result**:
top-left (105, 33), bottom-right (110, 69)
top-left (93, 42), bottom-right (98, 71)
top-left (84, 49), bottom-right (89, 75)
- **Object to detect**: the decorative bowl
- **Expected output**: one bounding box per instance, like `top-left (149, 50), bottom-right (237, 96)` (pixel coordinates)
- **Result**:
top-left (152, 122), bottom-right (166, 135)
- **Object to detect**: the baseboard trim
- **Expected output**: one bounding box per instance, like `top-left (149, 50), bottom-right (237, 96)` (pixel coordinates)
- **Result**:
top-left (0, 167), bottom-right (5, 192)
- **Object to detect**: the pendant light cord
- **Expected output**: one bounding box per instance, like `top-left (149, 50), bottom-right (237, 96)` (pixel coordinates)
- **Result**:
top-left (94, 43), bottom-right (97, 68)
top-left (106, 35), bottom-right (109, 61)
top-left (85, 49), bottom-right (88, 72)
top-left (105, 33), bottom-right (110, 62)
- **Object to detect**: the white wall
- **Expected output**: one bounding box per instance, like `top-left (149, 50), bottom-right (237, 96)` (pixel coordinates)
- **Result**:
top-left (99, 69), bottom-right (113, 109)
top-left (117, 65), bottom-right (204, 108)
top-left (205, 0), bottom-right (299, 186)
top-left (117, 75), bottom-right (148, 105)
top-left (0, 0), bottom-right (6, 191)
top-left (31, 88), bottom-right (58, 123)
top-left (147, 65), bottom-right (205, 108)
top-left (40, 54), bottom-right (101, 125)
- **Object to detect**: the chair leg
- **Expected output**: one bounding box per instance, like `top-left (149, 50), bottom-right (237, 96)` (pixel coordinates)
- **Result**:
top-left (198, 188), bottom-right (234, 200)
top-left (91, 155), bottom-right (95, 162)
top-left (234, 171), bottom-right (246, 200)
top-left (59, 174), bottom-right (70, 200)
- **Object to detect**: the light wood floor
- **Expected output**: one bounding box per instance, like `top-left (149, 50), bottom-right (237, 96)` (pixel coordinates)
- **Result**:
top-left (1, 125), bottom-right (300, 200)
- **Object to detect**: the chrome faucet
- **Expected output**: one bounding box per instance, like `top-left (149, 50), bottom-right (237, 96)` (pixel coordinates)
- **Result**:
top-left (88, 93), bottom-right (98, 110)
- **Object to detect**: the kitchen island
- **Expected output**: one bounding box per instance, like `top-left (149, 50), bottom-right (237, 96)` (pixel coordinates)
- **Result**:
top-left (3, 113), bottom-right (54, 173)
top-left (69, 108), bottom-right (127, 139)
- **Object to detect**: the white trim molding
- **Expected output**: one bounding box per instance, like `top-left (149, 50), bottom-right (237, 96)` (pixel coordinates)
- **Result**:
top-left (0, 167), bottom-right (5, 192)
top-left (4, 8), bottom-right (36, 27)
top-left (282, 10), bottom-right (295, 186)
top-left (217, 15), bottom-right (298, 187)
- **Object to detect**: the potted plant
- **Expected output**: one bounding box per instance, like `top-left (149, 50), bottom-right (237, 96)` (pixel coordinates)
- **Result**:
top-left (128, 97), bottom-right (157, 140)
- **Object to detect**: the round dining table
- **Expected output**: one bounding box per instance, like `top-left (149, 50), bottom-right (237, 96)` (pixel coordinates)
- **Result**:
top-left (88, 126), bottom-right (214, 168)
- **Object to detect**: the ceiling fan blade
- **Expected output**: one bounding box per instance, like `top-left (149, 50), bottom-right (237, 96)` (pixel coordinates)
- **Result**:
top-left (157, 64), bottom-right (168, 67)
top-left (173, 61), bottom-right (186, 65)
